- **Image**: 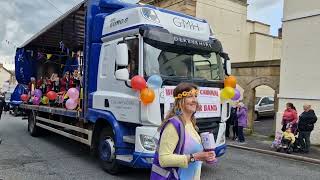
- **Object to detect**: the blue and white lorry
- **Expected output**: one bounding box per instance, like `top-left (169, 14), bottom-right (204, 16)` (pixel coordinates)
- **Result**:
top-left (15, 0), bottom-right (232, 174)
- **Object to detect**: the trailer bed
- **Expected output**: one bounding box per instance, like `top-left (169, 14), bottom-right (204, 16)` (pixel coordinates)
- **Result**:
top-left (20, 104), bottom-right (80, 118)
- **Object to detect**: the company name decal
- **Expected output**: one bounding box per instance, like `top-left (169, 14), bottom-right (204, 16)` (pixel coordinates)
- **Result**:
top-left (173, 36), bottom-right (212, 48)
top-left (173, 17), bottom-right (200, 31)
top-left (110, 17), bottom-right (129, 28)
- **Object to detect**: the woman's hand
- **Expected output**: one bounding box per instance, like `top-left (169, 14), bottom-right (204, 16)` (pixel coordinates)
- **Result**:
top-left (193, 151), bottom-right (216, 161)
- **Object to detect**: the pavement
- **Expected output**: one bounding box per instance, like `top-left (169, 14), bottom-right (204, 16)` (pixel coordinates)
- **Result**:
top-left (225, 116), bottom-right (320, 164)
top-left (227, 134), bottom-right (320, 164)
top-left (1, 114), bottom-right (320, 180)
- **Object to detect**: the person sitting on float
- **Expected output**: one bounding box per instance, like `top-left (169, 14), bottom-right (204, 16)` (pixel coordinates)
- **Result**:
top-left (50, 73), bottom-right (60, 93)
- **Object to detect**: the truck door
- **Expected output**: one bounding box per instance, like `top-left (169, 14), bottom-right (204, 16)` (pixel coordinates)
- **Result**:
top-left (93, 38), bottom-right (141, 124)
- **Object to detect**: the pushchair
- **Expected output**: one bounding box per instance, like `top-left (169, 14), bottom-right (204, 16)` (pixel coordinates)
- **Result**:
top-left (272, 124), bottom-right (298, 154)
top-left (271, 132), bottom-right (295, 154)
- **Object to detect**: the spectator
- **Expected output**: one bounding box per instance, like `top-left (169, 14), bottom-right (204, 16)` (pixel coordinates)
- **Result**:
top-left (50, 73), bottom-right (60, 93)
top-left (298, 104), bottom-right (318, 153)
top-left (226, 104), bottom-right (238, 140)
top-left (282, 103), bottom-right (298, 133)
top-left (0, 94), bottom-right (4, 144)
top-left (236, 102), bottom-right (248, 143)
top-left (0, 94), bottom-right (4, 120)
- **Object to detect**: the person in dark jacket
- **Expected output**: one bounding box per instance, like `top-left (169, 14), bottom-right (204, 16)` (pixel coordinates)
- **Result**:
top-left (226, 105), bottom-right (238, 140)
top-left (298, 104), bottom-right (318, 153)
top-left (0, 95), bottom-right (5, 120)
top-left (0, 94), bottom-right (4, 144)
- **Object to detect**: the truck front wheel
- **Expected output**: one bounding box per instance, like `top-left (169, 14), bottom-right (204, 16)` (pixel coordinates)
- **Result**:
top-left (98, 128), bottom-right (122, 174)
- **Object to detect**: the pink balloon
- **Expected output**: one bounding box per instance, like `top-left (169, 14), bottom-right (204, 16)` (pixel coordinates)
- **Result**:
top-left (67, 88), bottom-right (79, 100)
top-left (33, 96), bottom-right (40, 105)
top-left (65, 99), bottom-right (78, 110)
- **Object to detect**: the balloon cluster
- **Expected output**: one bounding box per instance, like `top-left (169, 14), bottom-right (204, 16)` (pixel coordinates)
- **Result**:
top-left (221, 75), bottom-right (241, 101)
top-left (20, 90), bottom-right (40, 105)
top-left (20, 87), bottom-right (80, 110)
top-left (131, 75), bottom-right (163, 105)
top-left (65, 88), bottom-right (79, 110)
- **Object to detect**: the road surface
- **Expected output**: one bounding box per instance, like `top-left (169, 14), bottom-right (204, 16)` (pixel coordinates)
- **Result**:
top-left (0, 114), bottom-right (319, 180)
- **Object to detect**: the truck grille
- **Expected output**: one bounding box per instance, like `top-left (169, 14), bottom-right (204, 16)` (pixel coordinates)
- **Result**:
top-left (160, 104), bottom-right (221, 141)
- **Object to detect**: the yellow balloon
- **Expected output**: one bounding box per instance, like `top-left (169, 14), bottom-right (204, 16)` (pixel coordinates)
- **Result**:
top-left (220, 96), bottom-right (227, 103)
top-left (221, 87), bottom-right (235, 99)
top-left (41, 96), bottom-right (49, 105)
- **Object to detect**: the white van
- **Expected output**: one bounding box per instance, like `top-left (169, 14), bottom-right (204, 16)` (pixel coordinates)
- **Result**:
top-left (254, 96), bottom-right (275, 120)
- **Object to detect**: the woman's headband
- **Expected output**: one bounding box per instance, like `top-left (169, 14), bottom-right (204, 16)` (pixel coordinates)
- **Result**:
top-left (174, 89), bottom-right (199, 99)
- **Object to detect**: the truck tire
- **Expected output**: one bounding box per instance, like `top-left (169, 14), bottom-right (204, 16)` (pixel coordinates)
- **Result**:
top-left (28, 111), bottom-right (40, 137)
top-left (98, 128), bottom-right (122, 174)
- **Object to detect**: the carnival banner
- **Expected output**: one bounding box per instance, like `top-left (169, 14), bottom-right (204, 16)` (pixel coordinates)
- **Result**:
top-left (163, 86), bottom-right (221, 118)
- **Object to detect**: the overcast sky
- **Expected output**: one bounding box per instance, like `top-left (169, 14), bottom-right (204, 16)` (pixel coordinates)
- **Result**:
top-left (0, 0), bottom-right (283, 70)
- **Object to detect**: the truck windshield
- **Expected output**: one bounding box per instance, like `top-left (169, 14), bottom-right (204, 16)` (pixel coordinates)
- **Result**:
top-left (143, 42), bottom-right (223, 80)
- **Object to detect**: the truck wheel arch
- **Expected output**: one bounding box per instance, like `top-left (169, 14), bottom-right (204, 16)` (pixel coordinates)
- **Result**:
top-left (90, 113), bottom-right (124, 156)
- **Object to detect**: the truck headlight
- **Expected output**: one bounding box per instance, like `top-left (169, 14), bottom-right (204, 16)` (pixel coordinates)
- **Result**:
top-left (140, 134), bottom-right (158, 151)
top-left (141, 8), bottom-right (160, 24)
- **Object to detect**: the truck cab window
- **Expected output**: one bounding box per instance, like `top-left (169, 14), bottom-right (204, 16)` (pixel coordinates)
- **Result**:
top-left (127, 39), bottom-right (139, 79)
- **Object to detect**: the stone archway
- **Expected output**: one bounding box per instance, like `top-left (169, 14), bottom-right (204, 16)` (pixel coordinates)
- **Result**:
top-left (241, 77), bottom-right (279, 133)
top-left (232, 60), bottom-right (281, 134)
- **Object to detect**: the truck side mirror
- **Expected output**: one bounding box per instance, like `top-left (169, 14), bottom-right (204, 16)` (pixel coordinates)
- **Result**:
top-left (225, 60), bottom-right (231, 76)
top-left (115, 68), bottom-right (129, 81)
top-left (220, 52), bottom-right (231, 76)
top-left (116, 43), bottom-right (129, 66)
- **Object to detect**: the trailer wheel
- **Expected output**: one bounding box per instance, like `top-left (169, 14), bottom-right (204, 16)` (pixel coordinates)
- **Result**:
top-left (28, 111), bottom-right (40, 137)
top-left (98, 128), bottom-right (122, 174)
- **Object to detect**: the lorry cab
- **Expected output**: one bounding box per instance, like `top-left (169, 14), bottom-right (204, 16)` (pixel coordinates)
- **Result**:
top-left (92, 2), bottom-right (229, 158)
top-left (14, 0), bottom-right (231, 174)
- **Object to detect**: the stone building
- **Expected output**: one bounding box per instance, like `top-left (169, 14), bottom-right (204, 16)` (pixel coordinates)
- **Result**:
top-left (0, 63), bottom-right (17, 93)
top-left (276, 0), bottom-right (320, 144)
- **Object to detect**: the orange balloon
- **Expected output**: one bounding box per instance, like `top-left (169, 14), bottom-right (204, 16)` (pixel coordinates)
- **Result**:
top-left (140, 88), bottom-right (155, 104)
top-left (224, 75), bottom-right (237, 88)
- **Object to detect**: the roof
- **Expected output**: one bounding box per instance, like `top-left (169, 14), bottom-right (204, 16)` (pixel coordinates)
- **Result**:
top-left (247, 19), bottom-right (271, 27)
top-left (20, 0), bottom-right (86, 53)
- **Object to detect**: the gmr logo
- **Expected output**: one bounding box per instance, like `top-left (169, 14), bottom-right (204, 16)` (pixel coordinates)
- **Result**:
top-left (173, 17), bottom-right (200, 31)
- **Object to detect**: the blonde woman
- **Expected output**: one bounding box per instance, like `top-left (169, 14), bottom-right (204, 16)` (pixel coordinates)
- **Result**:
top-left (150, 83), bottom-right (215, 180)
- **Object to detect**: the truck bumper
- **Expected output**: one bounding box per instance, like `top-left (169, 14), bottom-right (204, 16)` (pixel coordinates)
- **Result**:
top-left (215, 144), bottom-right (227, 157)
top-left (131, 152), bottom-right (154, 168)
top-left (117, 152), bottom-right (154, 169)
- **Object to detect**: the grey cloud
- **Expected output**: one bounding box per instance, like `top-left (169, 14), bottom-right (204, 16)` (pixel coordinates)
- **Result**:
top-left (248, 0), bottom-right (281, 11)
top-left (0, 0), bottom-right (82, 66)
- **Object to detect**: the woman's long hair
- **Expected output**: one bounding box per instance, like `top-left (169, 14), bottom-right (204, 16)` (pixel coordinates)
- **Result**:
top-left (286, 102), bottom-right (296, 111)
top-left (159, 83), bottom-right (199, 131)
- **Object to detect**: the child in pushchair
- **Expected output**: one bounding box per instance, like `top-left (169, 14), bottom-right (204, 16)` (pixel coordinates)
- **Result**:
top-left (272, 127), bottom-right (296, 154)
